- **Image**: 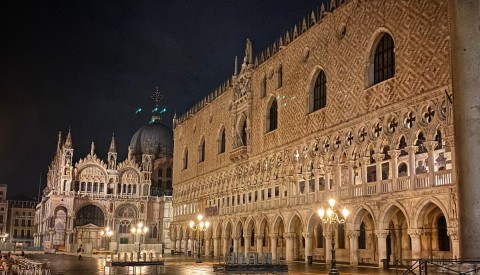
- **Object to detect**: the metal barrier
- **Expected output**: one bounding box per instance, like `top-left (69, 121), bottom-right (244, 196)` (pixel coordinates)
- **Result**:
top-left (395, 258), bottom-right (480, 275)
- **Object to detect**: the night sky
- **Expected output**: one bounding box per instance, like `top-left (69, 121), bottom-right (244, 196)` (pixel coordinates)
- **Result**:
top-left (0, 0), bottom-right (324, 198)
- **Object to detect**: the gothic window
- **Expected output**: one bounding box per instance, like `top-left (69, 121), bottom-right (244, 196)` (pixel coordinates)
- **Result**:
top-left (435, 129), bottom-right (443, 150)
top-left (398, 163), bottom-right (408, 176)
top-left (399, 136), bottom-right (408, 156)
top-left (198, 138), bottom-right (205, 163)
top-left (277, 66), bottom-right (283, 89)
top-left (416, 132), bottom-right (426, 154)
top-left (261, 76), bottom-right (267, 98)
top-left (438, 216), bottom-right (450, 251)
top-left (316, 225), bottom-right (324, 248)
top-left (337, 223), bottom-right (345, 249)
top-left (358, 222), bottom-right (366, 249)
top-left (183, 149), bottom-right (188, 170)
top-left (219, 128), bottom-right (226, 154)
top-left (373, 33), bottom-right (395, 84)
top-left (267, 98), bottom-right (278, 132)
top-left (312, 70), bottom-right (327, 112)
top-left (166, 167), bottom-right (172, 178)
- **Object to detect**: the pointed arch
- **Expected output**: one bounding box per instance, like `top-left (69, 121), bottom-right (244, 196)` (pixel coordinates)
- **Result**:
top-left (198, 136), bottom-right (206, 163)
top-left (378, 202), bottom-right (410, 230)
top-left (266, 97), bottom-right (278, 132)
top-left (218, 126), bottom-right (226, 154)
top-left (365, 28), bottom-right (396, 87)
top-left (182, 146), bottom-right (189, 170)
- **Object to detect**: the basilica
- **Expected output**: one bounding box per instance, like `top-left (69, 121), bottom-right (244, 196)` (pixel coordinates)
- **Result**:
top-left (171, 0), bottom-right (457, 267)
top-left (34, 109), bottom-right (173, 254)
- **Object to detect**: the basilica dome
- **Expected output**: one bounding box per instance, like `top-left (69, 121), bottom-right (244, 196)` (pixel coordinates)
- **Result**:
top-left (129, 122), bottom-right (173, 157)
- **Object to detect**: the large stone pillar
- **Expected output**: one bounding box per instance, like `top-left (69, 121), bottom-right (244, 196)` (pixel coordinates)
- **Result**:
top-left (406, 146), bottom-right (418, 189)
top-left (448, 228), bottom-right (460, 259)
top-left (375, 230), bottom-right (389, 267)
top-left (269, 234), bottom-right (278, 260)
top-left (407, 229), bottom-right (422, 259)
top-left (348, 231), bottom-right (360, 266)
top-left (213, 236), bottom-right (219, 257)
top-left (388, 150), bottom-right (401, 190)
top-left (222, 236), bottom-right (229, 256)
top-left (324, 231), bottom-right (332, 263)
top-left (284, 233), bottom-right (295, 262)
top-left (452, 0), bottom-right (480, 259)
top-left (373, 154), bottom-right (385, 193)
top-left (244, 235), bottom-right (251, 255)
top-left (256, 234), bottom-right (264, 254)
top-left (303, 232), bottom-right (313, 263)
top-left (425, 141), bottom-right (437, 186)
top-left (205, 235), bottom-right (211, 256)
top-left (233, 235), bottom-right (240, 253)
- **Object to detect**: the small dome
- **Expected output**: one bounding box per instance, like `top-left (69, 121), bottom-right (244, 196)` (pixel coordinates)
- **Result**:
top-left (129, 123), bottom-right (173, 157)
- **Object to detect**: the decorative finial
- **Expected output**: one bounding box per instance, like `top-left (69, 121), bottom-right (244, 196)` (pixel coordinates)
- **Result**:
top-left (90, 142), bottom-right (95, 156)
top-left (64, 128), bottom-right (73, 149)
top-left (128, 146), bottom-right (133, 160)
top-left (109, 133), bottom-right (116, 153)
top-left (234, 56), bottom-right (238, 76)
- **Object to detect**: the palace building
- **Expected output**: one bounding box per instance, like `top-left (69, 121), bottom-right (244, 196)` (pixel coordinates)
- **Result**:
top-left (35, 108), bottom-right (173, 254)
top-left (170, 0), bottom-right (457, 267)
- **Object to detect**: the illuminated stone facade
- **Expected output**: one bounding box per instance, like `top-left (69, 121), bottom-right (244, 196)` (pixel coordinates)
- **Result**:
top-left (171, 0), bottom-right (457, 267)
top-left (35, 117), bottom-right (173, 254)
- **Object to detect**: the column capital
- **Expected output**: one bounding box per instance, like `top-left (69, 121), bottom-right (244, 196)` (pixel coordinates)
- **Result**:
top-left (405, 146), bottom-right (419, 154)
top-left (374, 230), bottom-right (390, 238)
top-left (388, 150), bottom-right (401, 158)
top-left (302, 232), bottom-right (313, 239)
top-left (268, 233), bottom-right (279, 239)
top-left (423, 141), bottom-right (438, 151)
top-left (323, 231), bottom-right (333, 238)
top-left (407, 228), bottom-right (423, 238)
top-left (324, 165), bottom-right (333, 173)
top-left (372, 153), bottom-right (385, 162)
top-left (346, 160), bottom-right (356, 167)
top-left (212, 235), bottom-right (220, 240)
top-left (347, 231), bottom-right (360, 239)
top-left (233, 234), bottom-right (241, 241)
top-left (255, 234), bottom-right (265, 240)
top-left (447, 228), bottom-right (459, 240)
top-left (222, 235), bottom-right (230, 240)
top-left (360, 157), bottom-right (370, 165)
top-left (244, 234), bottom-right (251, 239)
top-left (283, 232), bottom-right (296, 239)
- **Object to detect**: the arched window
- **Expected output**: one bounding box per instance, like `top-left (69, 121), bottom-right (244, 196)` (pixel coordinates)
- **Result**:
top-left (399, 136), bottom-right (408, 156)
top-left (312, 70), bottom-right (327, 112)
top-left (166, 180), bottom-right (172, 190)
top-left (241, 120), bottom-right (247, 146)
top-left (337, 223), bottom-right (345, 249)
top-left (166, 167), bottom-right (172, 178)
top-left (435, 129), bottom-right (443, 150)
top-left (199, 139), bottom-right (205, 163)
top-left (267, 99), bottom-right (278, 132)
top-left (373, 33), bottom-right (395, 84)
top-left (316, 225), bottom-right (324, 248)
top-left (261, 77), bottom-right (267, 98)
top-left (358, 222), bottom-right (366, 249)
top-left (219, 128), bottom-right (226, 154)
top-left (416, 132), bottom-right (426, 153)
top-left (277, 66), bottom-right (283, 89)
top-left (183, 149), bottom-right (188, 170)
top-left (437, 216), bottom-right (450, 251)
top-left (75, 205), bottom-right (104, 227)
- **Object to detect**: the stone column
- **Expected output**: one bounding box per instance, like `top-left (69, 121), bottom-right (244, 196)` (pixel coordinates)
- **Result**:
top-left (360, 157), bottom-right (369, 195)
top-left (303, 232), bottom-right (313, 263)
top-left (66, 231), bottom-right (72, 252)
top-left (424, 141), bottom-right (437, 187)
top-left (256, 234), bottom-right (264, 254)
top-left (448, 228), bottom-right (460, 259)
top-left (324, 231), bottom-right (332, 263)
top-left (233, 235), bottom-right (240, 253)
top-left (334, 164), bottom-right (342, 197)
top-left (388, 150), bottom-right (401, 190)
top-left (222, 236), bottom-right (229, 256)
top-left (325, 165), bottom-right (332, 191)
top-left (283, 233), bottom-right (296, 262)
top-left (373, 154), bottom-right (384, 193)
top-left (205, 235), bottom-right (211, 256)
top-left (244, 235), bottom-right (251, 255)
top-left (269, 233), bottom-right (278, 260)
top-left (213, 235), bottom-right (219, 256)
top-left (406, 146), bottom-right (418, 189)
top-left (407, 229), bottom-right (423, 259)
top-left (348, 231), bottom-right (360, 266)
top-left (375, 230), bottom-right (389, 267)
top-left (182, 237), bottom-right (188, 253)
top-left (452, 1), bottom-right (480, 258)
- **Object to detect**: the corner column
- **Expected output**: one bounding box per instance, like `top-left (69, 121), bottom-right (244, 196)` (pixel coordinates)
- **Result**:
top-left (375, 230), bottom-right (389, 267)
top-left (348, 231), bottom-right (360, 266)
top-left (407, 229), bottom-right (423, 259)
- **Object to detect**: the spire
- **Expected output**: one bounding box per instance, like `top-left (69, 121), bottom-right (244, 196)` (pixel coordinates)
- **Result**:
top-left (90, 142), bottom-right (95, 156)
top-left (64, 128), bottom-right (73, 149)
top-left (173, 112), bottom-right (177, 129)
top-left (57, 131), bottom-right (62, 151)
top-left (234, 56), bottom-right (238, 76)
top-left (109, 133), bottom-right (116, 153)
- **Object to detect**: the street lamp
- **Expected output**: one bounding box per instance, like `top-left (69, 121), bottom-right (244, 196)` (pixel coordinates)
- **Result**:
top-left (318, 198), bottom-right (349, 275)
top-left (189, 214), bottom-right (210, 263)
top-left (100, 227), bottom-right (113, 250)
top-left (131, 222), bottom-right (149, 256)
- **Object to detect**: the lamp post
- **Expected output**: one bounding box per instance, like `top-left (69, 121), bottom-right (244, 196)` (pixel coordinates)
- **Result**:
top-left (189, 214), bottom-right (210, 263)
top-left (131, 222), bottom-right (149, 256)
top-left (100, 227), bottom-right (113, 250)
top-left (318, 198), bottom-right (349, 275)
